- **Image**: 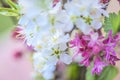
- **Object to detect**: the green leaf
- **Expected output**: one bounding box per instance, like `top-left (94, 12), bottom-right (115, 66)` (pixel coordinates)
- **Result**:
top-left (96, 66), bottom-right (118, 80)
top-left (86, 66), bottom-right (118, 80)
top-left (5, 0), bottom-right (19, 10)
top-left (104, 11), bottom-right (120, 34)
top-left (86, 67), bottom-right (96, 80)
top-left (0, 8), bottom-right (19, 16)
top-left (66, 63), bottom-right (86, 80)
top-left (0, 14), bottom-right (14, 35)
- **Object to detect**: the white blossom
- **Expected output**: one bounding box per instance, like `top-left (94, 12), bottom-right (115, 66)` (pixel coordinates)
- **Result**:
top-left (17, 0), bottom-right (109, 79)
top-left (75, 19), bottom-right (92, 34)
top-left (33, 52), bottom-right (56, 80)
top-left (64, 0), bottom-right (108, 34)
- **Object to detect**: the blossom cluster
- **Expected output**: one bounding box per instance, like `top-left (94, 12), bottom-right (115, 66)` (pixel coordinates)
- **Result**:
top-left (70, 30), bottom-right (120, 75)
top-left (16, 0), bottom-right (120, 79)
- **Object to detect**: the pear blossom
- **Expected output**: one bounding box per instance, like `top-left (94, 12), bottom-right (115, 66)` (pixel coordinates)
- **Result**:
top-left (33, 45), bottom-right (72, 79)
top-left (65, 0), bottom-right (108, 17)
top-left (50, 10), bottom-right (73, 32)
top-left (33, 52), bottom-right (56, 80)
top-left (75, 19), bottom-right (92, 34)
top-left (31, 28), bottom-right (72, 79)
top-left (18, 0), bottom-right (62, 18)
top-left (64, 0), bottom-right (108, 34)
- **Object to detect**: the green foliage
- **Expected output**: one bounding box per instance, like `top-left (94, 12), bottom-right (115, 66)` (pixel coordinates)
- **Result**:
top-left (66, 63), bottom-right (79, 80)
top-left (0, 0), bottom-right (20, 16)
top-left (86, 67), bottom-right (96, 80)
top-left (104, 11), bottom-right (120, 34)
top-left (86, 66), bottom-right (118, 80)
top-left (0, 2), bottom-right (2, 7)
top-left (0, 0), bottom-right (18, 35)
top-left (0, 14), bottom-right (15, 35)
top-left (5, 0), bottom-right (19, 10)
top-left (96, 66), bottom-right (118, 80)
top-left (66, 63), bottom-right (86, 80)
top-left (0, 8), bottom-right (19, 16)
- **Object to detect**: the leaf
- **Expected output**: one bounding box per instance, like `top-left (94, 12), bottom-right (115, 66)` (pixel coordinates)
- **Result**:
top-left (86, 66), bottom-right (118, 80)
top-left (66, 63), bottom-right (86, 80)
top-left (86, 67), bottom-right (96, 80)
top-left (96, 66), bottom-right (118, 80)
top-left (104, 11), bottom-right (120, 34)
top-left (0, 14), bottom-right (14, 35)
top-left (5, 0), bottom-right (19, 10)
top-left (0, 8), bottom-right (19, 16)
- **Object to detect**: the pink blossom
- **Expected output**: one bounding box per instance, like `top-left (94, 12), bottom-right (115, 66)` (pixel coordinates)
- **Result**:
top-left (108, 55), bottom-right (120, 65)
top-left (118, 0), bottom-right (120, 4)
top-left (12, 27), bottom-right (25, 40)
top-left (53, 0), bottom-right (60, 7)
top-left (70, 30), bottom-right (120, 75)
top-left (70, 33), bottom-right (91, 60)
top-left (92, 45), bottom-right (101, 54)
top-left (80, 57), bottom-right (90, 66)
top-left (83, 32), bottom-right (104, 54)
top-left (103, 30), bottom-right (118, 60)
top-left (100, 0), bottom-right (110, 4)
top-left (92, 57), bottom-right (107, 75)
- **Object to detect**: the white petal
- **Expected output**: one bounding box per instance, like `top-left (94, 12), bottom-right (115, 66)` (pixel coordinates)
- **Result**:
top-left (100, 9), bottom-right (109, 17)
top-left (35, 14), bottom-right (49, 27)
top-left (59, 43), bottom-right (68, 51)
top-left (43, 64), bottom-right (56, 72)
top-left (43, 70), bottom-right (54, 80)
top-left (60, 53), bottom-right (72, 64)
top-left (64, 3), bottom-right (81, 16)
top-left (18, 15), bottom-right (29, 26)
top-left (91, 20), bottom-right (102, 30)
top-left (91, 32), bottom-right (99, 41)
top-left (76, 19), bottom-right (92, 34)
top-left (46, 55), bottom-right (58, 66)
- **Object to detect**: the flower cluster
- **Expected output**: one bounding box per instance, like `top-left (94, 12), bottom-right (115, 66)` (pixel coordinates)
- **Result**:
top-left (70, 30), bottom-right (120, 75)
top-left (16, 0), bottom-right (119, 79)
top-left (18, 0), bottom-right (72, 79)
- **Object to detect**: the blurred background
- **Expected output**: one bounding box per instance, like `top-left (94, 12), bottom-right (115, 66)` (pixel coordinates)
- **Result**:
top-left (0, 0), bottom-right (120, 80)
